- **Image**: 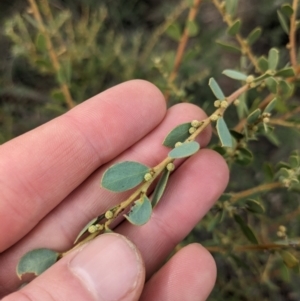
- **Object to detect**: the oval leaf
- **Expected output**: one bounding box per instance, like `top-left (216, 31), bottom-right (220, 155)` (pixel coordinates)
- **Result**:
top-left (266, 77), bottom-right (278, 94)
top-left (17, 249), bottom-right (59, 279)
top-left (225, 0), bottom-right (238, 16)
top-left (264, 98), bottom-right (277, 114)
top-left (268, 48), bottom-right (279, 71)
top-left (101, 161), bottom-right (150, 192)
top-left (234, 214), bottom-right (259, 244)
top-left (245, 199), bottom-right (265, 214)
top-left (216, 41), bottom-right (241, 53)
top-left (277, 10), bottom-right (289, 35)
top-left (209, 78), bottom-right (225, 100)
top-left (227, 19), bottom-right (241, 36)
top-left (281, 4), bottom-right (294, 18)
top-left (275, 67), bottom-right (296, 78)
top-left (257, 56), bottom-right (269, 72)
top-left (223, 69), bottom-right (247, 81)
top-left (166, 22), bottom-right (182, 41)
top-left (247, 108), bottom-right (261, 124)
top-left (247, 27), bottom-right (262, 45)
top-left (152, 169), bottom-right (170, 207)
top-left (163, 123), bottom-right (191, 148)
top-left (187, 20), bottom-right (199, 37)
top-left (125, 195), bottom-right (152, 226)
top-left (235, 147), bottom-right (253, 166)
top-left (168, 141), bottom-right (200, 159)
top-left (280, 250), bottom-right (299, 268)
top-left (35, 33), bottom-right (47, 52)
top-left (216, 117), bottom-right (233, 148)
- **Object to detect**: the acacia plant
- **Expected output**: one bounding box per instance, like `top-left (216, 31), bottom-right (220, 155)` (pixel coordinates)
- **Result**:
top-left (2, 0), bottom-right (300, 299)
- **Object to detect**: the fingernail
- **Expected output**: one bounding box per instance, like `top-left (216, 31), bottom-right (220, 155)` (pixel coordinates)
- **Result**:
top-left (69, 234), bottom-right (142, 300)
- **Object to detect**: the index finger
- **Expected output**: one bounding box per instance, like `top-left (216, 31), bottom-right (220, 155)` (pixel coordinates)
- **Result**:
top-left (0, 80), bottom-right (166, 251)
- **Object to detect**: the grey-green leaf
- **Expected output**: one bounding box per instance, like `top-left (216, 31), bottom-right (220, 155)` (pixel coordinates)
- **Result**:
top-left (101, 161), bottom-right (150, 192)
top-left (163, 123), bottom-right (191, 148)
top-left (247, 108), bottom-right (261, 124)
top-left (247, 27), bottom-right (262, 45)
top-left (187, 20), bottom-right (199, 37)
top-left (225, 0), bottom-right (238, 16)
top-left (166, 22), bottom-right (182, 41)
top-left (209, 78), bottom-right (225, 100)
top-left (125, 195), bottom-right (152, 226)
top-left (264, 98), bottom-right (277, 114)
top-left (35, 33), bottom-right (47, 52)
top-left (257, 56), bottom-right (269, 72)
top-left (275, 67), bottom-right (296, 78)
top-left (152, 169), bottom-right (170, 208)
top-left (234, 215), bottom-right (259, 244)
top-left (216, 117), bottom-right (233, 148)
top-left (266, 77), bottom-right (278, 94)
top-left (223, 69), bottom-right (247, 81)
top-left (227, 19), bottom-right (241, 36)
top-left (74, 215), bottom-right (105, 244)
top-left (17, 249), bottom-right (59, 279)
top-left (277, 10), bottom-right (289, 34)
top-left (281, 4), bottom-right (294, 18)
top-left (268, 48), bottom-right (279, 71)
top-left (168, 141), bottom-right (200, 159)
top-left (245, 199), bottom-right (265, 214)
top-left (216, 41), bottom-right (241, 53)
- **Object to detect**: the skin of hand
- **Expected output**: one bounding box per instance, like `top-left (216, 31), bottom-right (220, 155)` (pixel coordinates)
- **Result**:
top-left (0, 80), bottom-right (229, 301)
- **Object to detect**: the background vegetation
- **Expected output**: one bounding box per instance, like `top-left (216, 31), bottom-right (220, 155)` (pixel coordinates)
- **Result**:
top-left (1, 0), bottom-right (300, 300)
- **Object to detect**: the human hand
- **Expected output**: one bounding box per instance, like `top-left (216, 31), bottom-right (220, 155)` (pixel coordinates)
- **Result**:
top-left (0, 80), bottom-right (228, 301)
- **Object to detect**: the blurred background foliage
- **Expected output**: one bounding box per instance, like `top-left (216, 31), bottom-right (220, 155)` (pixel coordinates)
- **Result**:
top-left (1, 0), bottom-right (300, 300)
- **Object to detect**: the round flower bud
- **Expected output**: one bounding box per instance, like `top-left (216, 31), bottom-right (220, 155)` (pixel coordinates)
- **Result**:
top-left (191, 120), bottom-right (201, 128)
top-left (214, 100), bottom-right (221, 107)
top-left (144, 173), bottom-right (153, 181)
top-left (175, 142), bottom-right (183, 148)
top-left (210, 114), bottom-right (219, 121)
top-left (189, 127), bottom-right (196, 134)
top-left (252, 125), bottom-right (258, 132)
top-left (246, 75), bottom-right (255, 83)
top-left (277, 231), bottom-right (284, 238)
top-left (250, 82), bottom-right (256, 88)
top-left (105, 210), bottom-right (114, 220)
top-left (88, 225), bottom-right (98, 233)
top-left (166, 163), bottom-right (175, 171)
top-left (220, 100), bottom-right (228, 108)
top-left (233, 99), bottom-right (240, 106)
top-left (279, 225), bottom-right (287, 233)
top-left (263, 117), bottom-right (270, 123)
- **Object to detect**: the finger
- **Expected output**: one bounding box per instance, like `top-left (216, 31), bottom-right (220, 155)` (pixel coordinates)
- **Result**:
top-left (2, 234), bottom-right (145, 301)
top-left (0, 80), bottom-right (166, 251)
top-left (141, 244), bottom-right (216, 301)
top-left (117, 149), bottom-right (229, 277)
top-left (0, 103), bottom-right (211, 295)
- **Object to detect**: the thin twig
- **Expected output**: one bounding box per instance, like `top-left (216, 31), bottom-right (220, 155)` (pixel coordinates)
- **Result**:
top-left (211, 0), bottom-right (262, 73)
top-left (165, 0), bottom-right (203, 102)
top-left (290, 0), bottom-right (299, 69)
top-left (140, 0), bottom-right (188, 64)
top-left (230, 182), bottom-right (282, 204)
top-left (27, 0), bottom-right (75, 109)
top-left (269, 119), bottom-right (300, 129)
top-left (206, 243), bottom-right (294, 253)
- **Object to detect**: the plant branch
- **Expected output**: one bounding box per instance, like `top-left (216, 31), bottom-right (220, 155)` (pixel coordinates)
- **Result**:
top-left (206, 243), bottom-right (296, 253)
top-left (27, 0), bottom-right (75, 109)
top-left (269, 119), bottom-right (300, 129)
top-left (230, 182), bottom-right (282, 204)
top-left (211, 0), bottom-right (262, 73)
top-left (165, 0), bottom-right (203, 102)
top-left (290, 0), bottom-right (299, 69)
top-left (140, 0), bottom-right (188, 64)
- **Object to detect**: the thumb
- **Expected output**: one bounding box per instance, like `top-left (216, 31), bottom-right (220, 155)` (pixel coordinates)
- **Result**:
top-left (4, 234), bottom-right (145, 301)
